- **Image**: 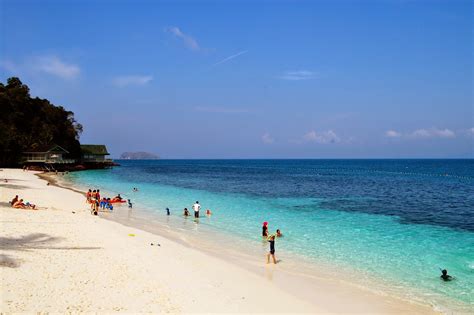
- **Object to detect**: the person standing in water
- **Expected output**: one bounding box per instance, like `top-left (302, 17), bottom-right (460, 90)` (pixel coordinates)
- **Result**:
top-left (193, 201), bottom-right (201, 218)
top-left (166, 207), bottom-right (170, 215)
top-left (262, 222), bottom-right (269, 237)
top-left (267, 235), bottom-right (277, 264)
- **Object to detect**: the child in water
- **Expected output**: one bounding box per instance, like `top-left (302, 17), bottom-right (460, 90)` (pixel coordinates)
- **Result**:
top-left (183, 208), bottom-right (190, 216)
top-left (267, 235), bottom-right (277, 264)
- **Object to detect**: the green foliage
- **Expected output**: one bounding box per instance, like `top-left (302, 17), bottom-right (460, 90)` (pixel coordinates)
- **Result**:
top-left (0, 77), bottom-right (83, 166)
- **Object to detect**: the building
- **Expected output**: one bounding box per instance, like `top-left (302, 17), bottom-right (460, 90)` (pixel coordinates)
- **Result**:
top-left (23, 145), bottom-right (76, 164)
top-left (80, 144), bottom-right (112, 163)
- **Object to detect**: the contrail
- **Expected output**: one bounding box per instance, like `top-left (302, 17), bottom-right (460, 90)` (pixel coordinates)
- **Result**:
top-left (213, 50), bottom-right (248, 66)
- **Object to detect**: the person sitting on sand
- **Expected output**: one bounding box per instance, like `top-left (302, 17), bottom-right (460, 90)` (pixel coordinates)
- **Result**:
top-left (440, 269), bottom-right (453, 281)
top-left (267, 235), bottom-right (277, 264)
top-left (10, 195), bottom-right (19, 206)
top-left (276, 229), bottom-right (283, 237)
top-left (262, 222), bottom-right (269, 237)
top-left (13, 199), bottom-right (36, 210)
top-left (184, 208), bottom-right (190, 217)
top-left (13, 199), bottom-right (25, 209)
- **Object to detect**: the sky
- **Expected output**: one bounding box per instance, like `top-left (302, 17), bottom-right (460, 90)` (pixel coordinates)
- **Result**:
top-left (1, 0), bottom-right (472, 158)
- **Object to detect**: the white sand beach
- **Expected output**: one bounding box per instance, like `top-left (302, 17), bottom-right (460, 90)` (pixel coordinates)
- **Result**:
top-left (0, 168), bottom-right (436, 313)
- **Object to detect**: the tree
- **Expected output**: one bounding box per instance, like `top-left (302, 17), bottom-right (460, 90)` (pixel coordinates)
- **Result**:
top-left (0, 77), bottom-right (83, 166)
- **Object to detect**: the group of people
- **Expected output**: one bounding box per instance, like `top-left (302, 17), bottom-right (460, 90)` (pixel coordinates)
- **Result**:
top-left (86, 189), bottom-right (132, 215)
top-left (180, 201), bottom-right (212, 218)
top-left (262, 222), bottom-right (283, 264)
top-left (9, 195), bottom-right (37, 210)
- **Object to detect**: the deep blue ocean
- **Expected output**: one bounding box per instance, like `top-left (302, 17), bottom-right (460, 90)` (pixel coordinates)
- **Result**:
top-left (65, 159), bottom-right (474, 312)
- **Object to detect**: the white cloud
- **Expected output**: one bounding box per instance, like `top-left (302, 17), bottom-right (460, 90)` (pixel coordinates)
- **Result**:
top-left (194, 106), bottom-right (248, 113)
top-left (467, 127), bottom-right (474, 137)
top-left (278, 70), bottom-right (315, 81)
top-left (113, 75), bottom-right (153, 87)
top-left (166, 26), bottom-right (200, 51)
top-left (262, 133), bottom-right (274, 144)
top-left (410, 128), bottom-right (455, 139)
top-left (35, 56), bottom-right (80, 79)
top-left (213, 50), bottom-right (248, 66)
top-left (303, 130), bottom-right (340, 144)
top-left (385, 130), bottom-right (402, 138)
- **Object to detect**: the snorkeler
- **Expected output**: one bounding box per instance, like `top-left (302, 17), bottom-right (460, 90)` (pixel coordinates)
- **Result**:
top-left (440, 269), bottom-right (453, 281)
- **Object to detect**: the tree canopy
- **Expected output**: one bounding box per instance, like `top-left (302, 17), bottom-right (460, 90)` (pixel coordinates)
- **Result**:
top-left (0, 77), bottom-right (83, 166)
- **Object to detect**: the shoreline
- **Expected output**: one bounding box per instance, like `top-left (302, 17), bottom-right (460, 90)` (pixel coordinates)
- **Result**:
top-left (1, 168), bottom-right (439, 313)
top-left (44, 170), bottom-right (442, 313)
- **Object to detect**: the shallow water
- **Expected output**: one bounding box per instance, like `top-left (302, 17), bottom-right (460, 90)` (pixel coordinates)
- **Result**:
top-left (65, 159), bottom-right (474, 312)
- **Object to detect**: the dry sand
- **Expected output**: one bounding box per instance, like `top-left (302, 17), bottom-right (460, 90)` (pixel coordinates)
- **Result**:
top-left (0, 168), bottom-right (436, 313)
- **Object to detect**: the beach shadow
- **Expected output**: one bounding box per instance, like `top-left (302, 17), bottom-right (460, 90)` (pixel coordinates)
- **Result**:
top-left (0, 183), bottom-right (32, 190)
top-left (0, 254), bottom-right (21, 268)
top-left (0, 233), bottom-right (102, 268)
top-left (0, 201), bottom-right (12, 207)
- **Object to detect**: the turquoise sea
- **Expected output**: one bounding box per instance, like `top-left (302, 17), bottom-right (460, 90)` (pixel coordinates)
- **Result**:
top-left (64, 159), bottom-right (474, 312)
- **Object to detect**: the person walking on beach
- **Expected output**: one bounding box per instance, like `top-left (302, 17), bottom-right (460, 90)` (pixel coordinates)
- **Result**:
top-left (193, 201), bottom-right (201, 218)
top-left (267, 235), bottom-right (277, 264)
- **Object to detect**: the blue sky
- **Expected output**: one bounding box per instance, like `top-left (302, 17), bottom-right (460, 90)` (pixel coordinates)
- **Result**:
top-left (1, 0), bottom-right (472, 158)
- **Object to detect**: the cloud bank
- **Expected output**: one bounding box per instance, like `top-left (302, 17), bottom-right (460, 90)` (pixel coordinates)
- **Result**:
top-left (385, 128), bottom-right (456, 139)
top-left (303, 130), bottom-right (340, 144)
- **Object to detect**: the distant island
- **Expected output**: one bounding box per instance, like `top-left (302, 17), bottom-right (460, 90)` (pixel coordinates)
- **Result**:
top-left (120, 152), bottom-right (160, 160)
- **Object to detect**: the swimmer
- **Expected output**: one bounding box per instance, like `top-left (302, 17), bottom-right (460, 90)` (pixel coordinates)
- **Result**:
top-left (206, 209), bottom-right (212, 216)
top-left (184, 208), bottom-right (190, 217)
top-left (262, 222), bottom-right (269, 237)
top-left (276, 229), bottom-right (283, 237)
top-left (440, 269), bottom-right (453, 281)
top-left (267, 235), bottom-right (277, 264)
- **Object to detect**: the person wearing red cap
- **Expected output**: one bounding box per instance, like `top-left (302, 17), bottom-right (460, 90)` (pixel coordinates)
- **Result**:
top-left (262, 221), bottom-right (269, 237)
